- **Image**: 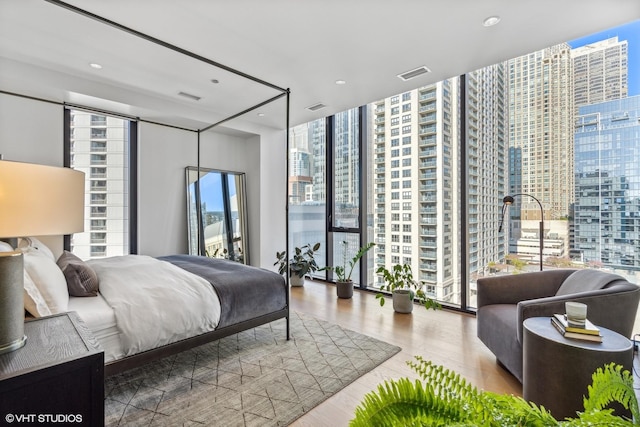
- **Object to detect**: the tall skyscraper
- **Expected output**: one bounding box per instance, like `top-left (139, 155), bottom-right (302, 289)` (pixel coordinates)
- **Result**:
top-left (372, 69), bottom-right (506, 304)
top-left (508, 43), bottom-right (574, 221)
top-left (574, 96), bottom-right (640, 279)
top-left (572, 37), bottom-right (628, 108)
top-left (466, 65), bottom-right (508, 280)
top-left (69, 110), bottom-right (130, 259)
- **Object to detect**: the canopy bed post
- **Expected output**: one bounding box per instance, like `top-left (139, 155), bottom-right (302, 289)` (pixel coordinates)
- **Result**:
top-left (285, 88), bottom-right (291, 341)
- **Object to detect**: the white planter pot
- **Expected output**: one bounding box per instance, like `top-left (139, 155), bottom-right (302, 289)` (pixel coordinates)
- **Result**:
top-left (392, 290), bottom-right (414, 313)
top-left (290, 275), bottom-right (304, 287)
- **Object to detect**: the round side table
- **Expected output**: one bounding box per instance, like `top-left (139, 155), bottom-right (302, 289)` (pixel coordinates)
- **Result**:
top-left (523, 317), bottom-right (633, 420)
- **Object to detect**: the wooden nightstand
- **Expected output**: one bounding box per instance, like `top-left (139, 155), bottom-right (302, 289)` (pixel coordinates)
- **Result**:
top-left (0, 312), bottom-right (104, 426)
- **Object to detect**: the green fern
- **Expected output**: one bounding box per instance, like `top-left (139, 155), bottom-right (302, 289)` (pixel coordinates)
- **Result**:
top-left (566, 362), bottom-right (639, 425)
top-left (351, 356), bottom-right (557, 427)
top-left (350, 358), bottom-right (638, 427)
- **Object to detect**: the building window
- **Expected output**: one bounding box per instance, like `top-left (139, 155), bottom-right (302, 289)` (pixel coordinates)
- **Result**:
top-left (67, 108), bottom-right (134, 259)
top-left (402, 125), bottom-right (411, 134)
top-left (402, 92), bottom-right (411, 102)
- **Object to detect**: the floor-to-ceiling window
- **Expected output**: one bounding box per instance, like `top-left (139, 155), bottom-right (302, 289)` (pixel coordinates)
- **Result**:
top-left (65, 108), bottom-right (136, 259)
top-left (288, 20), bottom-right (639, 315)
top-left (289, 118), bottom-right (327, 274)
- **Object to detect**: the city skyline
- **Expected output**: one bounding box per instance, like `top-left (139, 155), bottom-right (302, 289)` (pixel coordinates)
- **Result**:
top-left (287, 18), bottom-right (638, 298)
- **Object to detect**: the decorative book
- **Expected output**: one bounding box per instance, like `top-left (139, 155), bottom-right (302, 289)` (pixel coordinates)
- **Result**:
top-left (551, 316), bottom-right (603, 343)
top-left (552, 313), bottom-right (600, 335)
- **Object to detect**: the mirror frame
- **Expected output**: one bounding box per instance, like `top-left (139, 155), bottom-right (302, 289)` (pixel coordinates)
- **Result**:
top-left (186, 166), bottom-right (249, 264)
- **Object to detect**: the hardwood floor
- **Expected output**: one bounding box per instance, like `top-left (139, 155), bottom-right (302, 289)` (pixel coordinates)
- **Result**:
top-left (289, 279), bottom-right (522, 426)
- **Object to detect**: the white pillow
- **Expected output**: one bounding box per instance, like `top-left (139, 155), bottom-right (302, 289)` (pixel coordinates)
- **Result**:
top-left (23, 252), bottom-right (68, 314)
top-left (0, 241), bottom-right (14, 252)
top-left (17, 237), bottom-right (55, 261)
top-left (23, 270), bottom-right (52, 318)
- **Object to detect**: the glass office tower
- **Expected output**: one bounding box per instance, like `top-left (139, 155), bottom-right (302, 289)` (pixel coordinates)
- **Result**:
top-left (574, 96), bottom-right (640, 281)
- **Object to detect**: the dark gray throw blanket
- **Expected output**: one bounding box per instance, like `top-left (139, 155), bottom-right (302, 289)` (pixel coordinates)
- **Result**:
top-left (158, 255), bottom-right (287, 329)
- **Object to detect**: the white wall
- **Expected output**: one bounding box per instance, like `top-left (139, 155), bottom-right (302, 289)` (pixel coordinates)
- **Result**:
top-left (137, 122), bottom-right (198, 256)
top-left (256, 129), bottom-right (287, 269)
top-left (0, 94), bottom-right (65, 256)
top-left (0, 93), bottom-right (288, 268)
top-left (0, 94), bottom-right (63, 166)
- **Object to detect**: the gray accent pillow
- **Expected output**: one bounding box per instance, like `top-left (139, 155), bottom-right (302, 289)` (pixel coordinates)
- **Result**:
top-left (555, 269), bottom-right (623, 296)
top-left (57, 250), bottom-right (99, 297)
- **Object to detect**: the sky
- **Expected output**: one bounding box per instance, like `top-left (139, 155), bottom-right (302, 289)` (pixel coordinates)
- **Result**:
top-left (568, 20), bottom-right (640, 96)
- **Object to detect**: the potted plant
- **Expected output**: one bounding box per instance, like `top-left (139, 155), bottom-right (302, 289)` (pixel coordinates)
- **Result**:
top-left (351, 359), bottom-right (638, 426)
top-left (324, 241), bottom-right (375, 299)
top-left (375, 263), bottom-right (440, 313)
top-left (274, 242), bottom-right (321, 287)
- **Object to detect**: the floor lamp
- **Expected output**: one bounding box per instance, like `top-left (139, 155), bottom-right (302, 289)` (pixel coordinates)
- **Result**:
top-left (0, 160), bottom-right (85, 354)
top-left (499, 194), bottom-right (544, 271)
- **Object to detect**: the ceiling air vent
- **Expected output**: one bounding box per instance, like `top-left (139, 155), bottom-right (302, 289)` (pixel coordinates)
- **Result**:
top-left (306, 102), bottom-right (327, 112)
top-left (397, 66), bottom-right (431, 81)
top-left (178, 91), bottom-right (201, 101)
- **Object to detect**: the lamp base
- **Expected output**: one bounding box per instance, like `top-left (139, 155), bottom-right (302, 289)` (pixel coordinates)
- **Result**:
top-left (0, 335), bottom-right (26, 355)
top-left (0, 251), bottom-right (26, 355)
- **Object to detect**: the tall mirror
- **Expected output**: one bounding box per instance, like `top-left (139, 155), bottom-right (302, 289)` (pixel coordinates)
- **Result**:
top-left (186, 167), bottom-right (249, 264)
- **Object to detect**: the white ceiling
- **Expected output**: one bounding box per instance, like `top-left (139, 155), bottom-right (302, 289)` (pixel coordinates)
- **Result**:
top-left (1, 0), bottom-right (639, 132)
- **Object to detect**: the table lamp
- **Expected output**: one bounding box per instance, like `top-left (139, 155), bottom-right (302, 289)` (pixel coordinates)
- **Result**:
top-left (0, 160), bottom-right (84, 354)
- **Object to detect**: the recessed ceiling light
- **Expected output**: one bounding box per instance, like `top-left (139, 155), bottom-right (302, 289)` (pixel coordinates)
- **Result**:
top-left (257, 113), bottom-right (265, 117)
top-left (483, 16), bottom-right (501, 27)
top-left (89, 63), bottom-right (102, 69)
top-left (211, 79), bottom-right (219, 84)
top-left (335, 80), bottom-right (346, 85)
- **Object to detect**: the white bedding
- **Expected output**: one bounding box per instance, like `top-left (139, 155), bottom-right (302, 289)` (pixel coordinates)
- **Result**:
top-left (83, 255), bottom-right (221, 358)
top-left (68, 294), bottom-right (123, 362)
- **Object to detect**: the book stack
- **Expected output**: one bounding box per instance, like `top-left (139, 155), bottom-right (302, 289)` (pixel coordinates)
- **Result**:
top-left (550, 313), bottom-right (602, 342)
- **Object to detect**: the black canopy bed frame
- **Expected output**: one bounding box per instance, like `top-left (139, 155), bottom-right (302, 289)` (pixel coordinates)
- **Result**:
top-left (40, 0), bottom-right (293, 376)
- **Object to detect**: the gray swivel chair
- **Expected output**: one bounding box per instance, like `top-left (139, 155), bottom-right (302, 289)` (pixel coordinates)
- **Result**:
top-left (476, 269), bottom-right (640, 383)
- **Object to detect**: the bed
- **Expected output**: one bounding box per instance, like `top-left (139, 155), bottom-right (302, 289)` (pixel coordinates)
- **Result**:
top-left (16, 238), bottom-right (289, 376)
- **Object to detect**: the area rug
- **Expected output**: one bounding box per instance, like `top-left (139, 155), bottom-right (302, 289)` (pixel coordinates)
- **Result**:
top-left (104, 311), bottom-right (401, 426)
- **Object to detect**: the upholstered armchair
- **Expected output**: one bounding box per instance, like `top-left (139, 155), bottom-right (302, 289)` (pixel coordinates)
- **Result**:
top-left (476, 269), bottom-right (640, 383)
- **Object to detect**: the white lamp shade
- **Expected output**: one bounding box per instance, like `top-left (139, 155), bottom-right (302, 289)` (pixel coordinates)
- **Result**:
top-left (0, 160), bottom-right (85, 237)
